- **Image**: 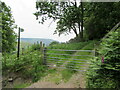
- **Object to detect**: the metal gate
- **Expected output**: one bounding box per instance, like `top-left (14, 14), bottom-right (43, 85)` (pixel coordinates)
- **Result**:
top-left (43, 48), bottom-right (95, 72)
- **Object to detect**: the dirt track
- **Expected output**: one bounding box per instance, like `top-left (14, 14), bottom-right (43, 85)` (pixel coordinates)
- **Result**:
top-left (26, 70), bottom-right (86, 88)
top-left (26, 51), bottom-right (90, 88)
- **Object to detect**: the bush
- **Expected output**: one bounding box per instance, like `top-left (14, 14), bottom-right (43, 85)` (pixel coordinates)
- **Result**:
top-left (86, 28), bottom-right (120, 88)
top-left (49, 41), bottom-right (59, 46)
top-left (30, 43), bottom-right (41, 51)
top-left (2, 50), bottom-right (47, 83)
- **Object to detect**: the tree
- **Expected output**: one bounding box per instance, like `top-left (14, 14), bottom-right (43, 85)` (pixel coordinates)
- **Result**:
top-left (34, 1), bottom-right (84, 41)
top-left (55, 4), bottom-right (81, 37)
top-left (0, 1), bottom-right (17, 53)
top-left (80, 1), bottom-right (84, 41)
top-left (84, 2), bottom-right (120, 40)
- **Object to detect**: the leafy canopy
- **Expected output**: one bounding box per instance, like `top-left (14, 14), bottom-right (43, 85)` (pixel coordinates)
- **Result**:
top-left (84, 2), bottom-right (120, 40)
top-left (34, 1), bottom-right (83, 38)
top-left (1, 1), bottom-right (17, 53)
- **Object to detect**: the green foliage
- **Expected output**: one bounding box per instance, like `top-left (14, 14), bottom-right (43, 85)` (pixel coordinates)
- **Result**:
top-left (21, 42), bottom-right (32, 47)
top-left (55, 4), bottom-right (82, 37)
top-left (86, 28), bottom-right (120, 88)
top-left (61, 69), bottom-right (74, 82)
top-left (30, 43), bottom-right (41, 51)
top-left (84, 2), bottom-right (120, 40)
top-left (14, 83), bottom-right (30, 88)
top-left (48, 41), bottom-right (90, 50)
top-left (35, 2), bottom-right (120, 41)
top-left (65, 61), bottom-right (78, 72)
top-left (35, 1), bottom-right (83, 39)
top-left (49, 41), bottom-right (59, 46)
top-left (47, 41), bottom-right (91, 66)
top-left (68, 36), bottom-right (86, 43)
top-left (47, 41), bottom-right (95, 71)
top-left (43, 68), bottom-right (74, 83)
top-left (2, 50), bottom-right (47, 83)
top-left (1, 1), bottom-right (17, 53)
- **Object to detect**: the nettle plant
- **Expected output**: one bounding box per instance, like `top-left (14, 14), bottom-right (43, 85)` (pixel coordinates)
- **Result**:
top-left (87, 28), bottom-right (120, 88)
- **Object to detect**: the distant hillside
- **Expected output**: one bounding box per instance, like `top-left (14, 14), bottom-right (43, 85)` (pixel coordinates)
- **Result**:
top-left (20, 38), bottom-right (57, 46)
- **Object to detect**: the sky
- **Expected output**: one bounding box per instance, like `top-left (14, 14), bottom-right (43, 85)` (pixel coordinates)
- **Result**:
top-left (2, 0), bottom-right (76, 42)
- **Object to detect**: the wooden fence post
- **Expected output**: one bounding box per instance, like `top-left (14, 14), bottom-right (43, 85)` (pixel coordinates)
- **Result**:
top-left (43, 47), bottom-right (47, 65)
top-left (43, 43), bottom-right (45, 48)
top-left (37, 41), bottom-right (39, 44)
top-left (41, 43), bottom-right (45, 53)
top-left (40, 41), bottom-right (42, 51)
top-left (22, 48), bottom-right (24, 55)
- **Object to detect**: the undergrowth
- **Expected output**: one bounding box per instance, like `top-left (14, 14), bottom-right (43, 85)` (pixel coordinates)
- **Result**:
top-left (2, 43), bottom-right (47, 86)
top-left (86, 28), bottom-right (120, 89)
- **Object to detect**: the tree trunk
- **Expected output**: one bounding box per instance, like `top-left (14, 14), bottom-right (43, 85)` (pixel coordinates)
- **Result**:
top-left (72, 26), bottom-right (78, 37)
top-left (80, 1), bottom-right (84, 41)
top-left (78, 22), bottom-right (81, 40)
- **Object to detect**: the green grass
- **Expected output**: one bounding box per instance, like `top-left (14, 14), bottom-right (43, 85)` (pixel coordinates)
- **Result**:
top-left (41, 69), bottom-right (63, 84)
top-left (61, 69), bottom-right (75, 82)
top-left (20, 41), bottom-right (32, 49)
top-left (40, 68), bottom-right (75, 83)
top-left (48, 41), bottom-right (90, 50)
top-left (47, 40), bottom-right (97, 70)
top-left (14, 83), bottom-right (31, 88)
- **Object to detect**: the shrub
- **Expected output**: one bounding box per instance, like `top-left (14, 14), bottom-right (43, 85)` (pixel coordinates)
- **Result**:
top-left (2, 50), bottom-right (47, 83)
top-left (86, 28), bottom-right (120, 88)
top-left (49, 41), bottom-right (59, 46)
